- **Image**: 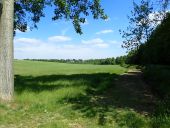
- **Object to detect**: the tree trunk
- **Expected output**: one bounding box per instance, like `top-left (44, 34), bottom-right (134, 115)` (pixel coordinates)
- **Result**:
top-left (0, 0), bottom-right (14, 101)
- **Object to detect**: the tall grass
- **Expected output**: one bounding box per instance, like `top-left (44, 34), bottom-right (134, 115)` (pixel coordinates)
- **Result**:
top-left (0, 60), bottom-right (156, 127)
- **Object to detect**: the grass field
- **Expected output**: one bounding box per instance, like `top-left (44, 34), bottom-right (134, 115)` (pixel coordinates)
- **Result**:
top-left (0, 60), bottom-right (162, 128)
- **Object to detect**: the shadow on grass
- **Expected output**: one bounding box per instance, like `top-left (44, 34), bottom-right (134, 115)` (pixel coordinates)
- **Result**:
top-left (15, 73), bottom-right (117, 93)
top-left (15, 72), bottom-right (155, 126)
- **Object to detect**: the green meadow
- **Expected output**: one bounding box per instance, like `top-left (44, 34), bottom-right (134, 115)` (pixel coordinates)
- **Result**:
top-left (0, 60), bottom-right (161, 128)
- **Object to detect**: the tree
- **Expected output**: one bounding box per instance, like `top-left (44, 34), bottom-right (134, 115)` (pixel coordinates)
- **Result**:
top-left (123, 0), bottom-right (170, 65)
top-left (0, 0), bottom-right (14, 101)
top-left (14, 0), bottom-right (107, 34)
top-left (120, 0), bottom-right (154, 51)
top-left (120, 0), bottom-right (170, 51)
top-left (0, 0), bottom-right (107, 101)
top-left (136, 13), bottom-right (170, 65)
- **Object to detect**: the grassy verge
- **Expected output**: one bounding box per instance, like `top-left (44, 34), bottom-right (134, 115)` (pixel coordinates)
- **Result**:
top-left (143, 65), bottom-right (170, 128)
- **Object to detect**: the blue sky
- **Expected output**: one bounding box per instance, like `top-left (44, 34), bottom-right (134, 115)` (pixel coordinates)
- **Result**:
top-left (15, 0), bottom-right (136, 59)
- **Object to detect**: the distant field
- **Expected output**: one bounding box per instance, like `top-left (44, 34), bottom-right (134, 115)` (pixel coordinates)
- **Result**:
top-left (14, 60), bottom-right (126, 75)
top-left (0, 60), bottom-right (153, 128)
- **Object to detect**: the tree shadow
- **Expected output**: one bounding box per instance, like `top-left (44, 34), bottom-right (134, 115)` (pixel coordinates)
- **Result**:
top-left (14, 72), bottom-right (156, 126)
top-left (14, 73), bottom-right (117, 94)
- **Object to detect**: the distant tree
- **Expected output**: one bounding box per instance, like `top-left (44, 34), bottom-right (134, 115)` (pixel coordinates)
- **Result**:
top-left (115, 56), bottom-right (127, 65)
top-left (0, 0), bottom-right (107, 101)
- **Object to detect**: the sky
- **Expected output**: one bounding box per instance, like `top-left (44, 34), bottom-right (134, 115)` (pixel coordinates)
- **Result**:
top-left (14, 0), bottom-right (136, 60)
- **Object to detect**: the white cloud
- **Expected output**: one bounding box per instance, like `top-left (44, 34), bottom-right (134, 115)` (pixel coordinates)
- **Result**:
top-left (96, 29), bottom-right (114, 35)
top-left (14, 37), bottom-right (115, 59)
top-left (148, 12), bottom-right (162, 25)
top-left (82, 38), bottom-right (109, 48)
top-left (148, 11), bottom-right (170, 26)
top-left (63, 44), bottom-right (76, 49)
top-left (48, 36), bottom-right (72, 42)
top-left (138, 11), bottom-right (169, 27)
top-left (109, 40), bottom-right (120, 44)
top-left (108, 40), bottom-right (122, 48)
top-left (82, 38), bottom-right (104, 45)
top-left (95, 43), bottom-right (109, 48)
top-left (14, 38), bottom-right (105, 59)
top-left (149, 11), bottom-right (169, 21)
top-left (14, 38), bottom-right (42, 46)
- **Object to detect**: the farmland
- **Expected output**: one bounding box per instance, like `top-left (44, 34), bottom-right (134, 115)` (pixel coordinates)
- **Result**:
top-left (0, 60), bottom-right (162, 128)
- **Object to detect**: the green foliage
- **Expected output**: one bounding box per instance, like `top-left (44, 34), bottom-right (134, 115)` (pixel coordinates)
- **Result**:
top-left (14, 0), bottom-right (47, 32)
top-left (141, 13), bottom-right (170, 65)
top-left (143, 65), bottom-right (170, 98)
top-left (151, 115), bottom-right (170, 128)
top-left (121, 1), bottom-right (170, 65)
top-left (127, 13), bottom-right (170, 65)
top-left (120, 0), bottom-right (154, 51)
top-left (14, 0), bottom-right (107, 34)
top-left (24, 57), bottom-right (116, 65)
top-left (114, 111), bottom-right (148, 128)
top-left (125, 50), bottom-right (140, 64)
top-left (83, 58), bottom-right (116, 65)
top-left (115, 56), bottom-right (127, 66)
top-left (120, 0), bottom-right (170, 51)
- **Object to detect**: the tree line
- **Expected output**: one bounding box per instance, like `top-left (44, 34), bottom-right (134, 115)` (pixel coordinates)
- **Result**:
top-left (125, 13), bottom-right (170, 65)
top-left (24, 57), bottom-right (127, 65)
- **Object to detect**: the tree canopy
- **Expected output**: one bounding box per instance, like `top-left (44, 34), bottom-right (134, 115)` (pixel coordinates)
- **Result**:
top-left (120, 0), bottom-right (169, 51)
top-left (128, 13), bottom-right (170, 65)
top-left (120, 0), bottom-right (153, 51)
top-left (14, 0), bottom-right (107, 34)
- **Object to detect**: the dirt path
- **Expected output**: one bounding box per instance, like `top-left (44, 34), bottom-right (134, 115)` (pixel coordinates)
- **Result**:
top-left (107, 69), bottom-right (157, 115)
